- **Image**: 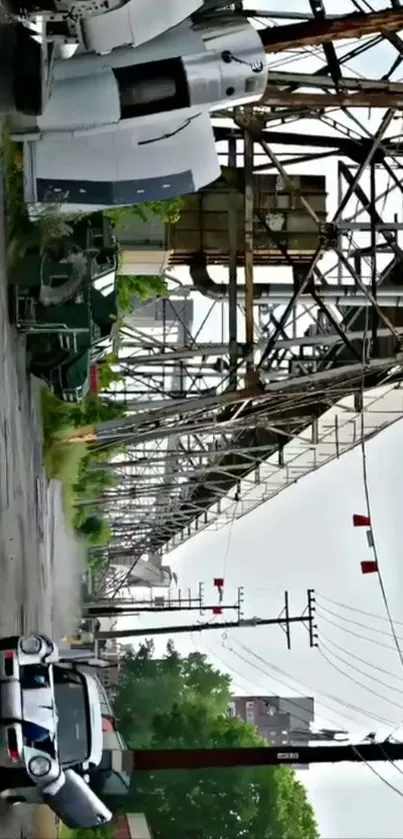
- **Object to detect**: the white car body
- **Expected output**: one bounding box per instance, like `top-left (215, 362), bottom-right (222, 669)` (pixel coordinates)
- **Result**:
top-left (0, 634), bottom-right (110, 827)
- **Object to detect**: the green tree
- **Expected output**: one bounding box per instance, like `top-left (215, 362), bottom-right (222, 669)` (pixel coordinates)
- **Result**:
top-left (77, 514), bottom-right (111, 546)
top-left (116, 273), bottom-right (167, 314)
top-left (105, 197), bottom-right (183, 227)
top-left (115, 641), bottom-right (231, 747)
top-left (130, 703), bottom-right (319, 839)
top-left (113, 643), bottom-right (319, 839)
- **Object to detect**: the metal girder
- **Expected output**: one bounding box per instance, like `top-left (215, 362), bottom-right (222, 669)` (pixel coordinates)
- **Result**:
top-left (87, 9), bottom-right (403, 590)
top-left (260, 8), bottom-right (403, 54)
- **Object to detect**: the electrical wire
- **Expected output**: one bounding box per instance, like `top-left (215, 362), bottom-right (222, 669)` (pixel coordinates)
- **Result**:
top-left (320, 631), bottom-right (403, 684)
top-left (201, 638), bottom-right (343, 734)
top-left (316, 610), bottom-right (402, 652)
top-left (351, 743), bottom-right (403, 800)
top-left (318, 593), bottom-right (403, 627)
top-left (200, 633), bottom-right (403, 798)
top-left (228, 638), bottom-right (395, 728)
top-left (317, 603), bottom-right (403, 642)
top-left (231, 639), bottom-right (403, 793)
top-left (318, 643), bottom-right (403, 712)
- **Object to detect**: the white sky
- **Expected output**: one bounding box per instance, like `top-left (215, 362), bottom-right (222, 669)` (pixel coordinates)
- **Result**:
top-left (114, 2), bottom-right (403, 835)
top-left (118, 422), bottom-right (403, 838)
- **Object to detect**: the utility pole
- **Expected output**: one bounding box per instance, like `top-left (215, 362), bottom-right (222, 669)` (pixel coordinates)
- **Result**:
top-left (86, 582), bottom-right (244, 620)
top-left (125, 739), bottom-right (403, 772)
top-left (86, 586), bottom-right (244, 620)
top-left (94, 590), bottom-right (317, 647)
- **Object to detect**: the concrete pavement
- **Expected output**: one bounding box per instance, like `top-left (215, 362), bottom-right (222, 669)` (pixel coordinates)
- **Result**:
top-left (0, 171), bottom-right (82, 834)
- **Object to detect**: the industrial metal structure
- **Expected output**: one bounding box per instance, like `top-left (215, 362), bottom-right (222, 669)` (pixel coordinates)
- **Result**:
top-left (83, 2), bottom-right (403, 587)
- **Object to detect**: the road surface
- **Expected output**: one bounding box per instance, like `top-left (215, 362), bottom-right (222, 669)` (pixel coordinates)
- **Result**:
top-left (0, 172), bottom-right (83, 835)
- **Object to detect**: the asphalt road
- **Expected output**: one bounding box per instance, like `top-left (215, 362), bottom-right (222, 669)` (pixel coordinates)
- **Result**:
top-left (0, 174), bottom-right (82, 835)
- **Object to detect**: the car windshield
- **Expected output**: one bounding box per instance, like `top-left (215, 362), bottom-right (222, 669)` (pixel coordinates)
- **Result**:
top-left (53, 667), bottom-right (90, 765)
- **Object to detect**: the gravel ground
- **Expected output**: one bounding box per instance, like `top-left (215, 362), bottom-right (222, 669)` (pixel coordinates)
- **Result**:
top-left (0, 169), bottom-right (83, 836)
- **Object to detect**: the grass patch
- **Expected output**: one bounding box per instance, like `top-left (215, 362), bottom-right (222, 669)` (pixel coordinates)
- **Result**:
top-left (2, 124), bottom-right (32, 265)
top-left (39, 388), bottom-right (123, 544)
top-left (40, 387), bottom-right (89, 529)
top-left (45, 439), bottom-right (88, 530)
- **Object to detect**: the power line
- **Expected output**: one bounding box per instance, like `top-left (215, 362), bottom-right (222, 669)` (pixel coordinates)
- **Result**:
top-left (229, 638), bottom-right (395, 728)
top-left (317, 603), bottom-right (403, 641)
top-left (316, 610), bottom-right (401, 652)
top-left (318, 643), bottom-right (403, 712)
top-left (318, 593), bottom-right (403, 628)
top-left (199, 638), bottom-right (345, 734)
top-left (351, 743), bottom-right (403, 801)
top-left (320, 632), bottom-right (403, 684)
top-left (194, 640), bottom-right (403, 799)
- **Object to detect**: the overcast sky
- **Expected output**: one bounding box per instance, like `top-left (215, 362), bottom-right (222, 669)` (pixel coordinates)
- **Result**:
top-left (120, 420), bottom-right (403, 838)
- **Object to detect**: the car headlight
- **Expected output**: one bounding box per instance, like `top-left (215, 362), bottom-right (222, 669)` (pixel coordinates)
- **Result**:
top-left (28, 755), bottom-right (52, 778)
top-left (20, 636), bottom-right (42, 655)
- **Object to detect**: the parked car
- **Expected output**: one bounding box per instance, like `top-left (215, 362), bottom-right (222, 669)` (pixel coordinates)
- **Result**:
top-left (0, 634), bottom-right (112, 828)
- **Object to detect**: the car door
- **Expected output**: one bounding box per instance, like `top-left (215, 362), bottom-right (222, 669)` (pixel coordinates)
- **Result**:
top-left (42, 768), bottom-right (112, 828)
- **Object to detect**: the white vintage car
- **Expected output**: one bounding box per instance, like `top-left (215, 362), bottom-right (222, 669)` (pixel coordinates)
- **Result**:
top-left (0, 634), bottom-right (112, 828)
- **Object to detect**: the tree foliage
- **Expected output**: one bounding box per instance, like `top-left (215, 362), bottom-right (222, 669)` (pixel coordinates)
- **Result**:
top-left (116, 273), bottom-right (168, 314)
top-left (105, 197), bottom-right (183, 227)
top-left (113, 641), bottom-right (319, 839)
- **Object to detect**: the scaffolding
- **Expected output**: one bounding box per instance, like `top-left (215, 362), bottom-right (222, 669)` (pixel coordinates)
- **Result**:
top-left (87, 2), bottom-right (403, 583)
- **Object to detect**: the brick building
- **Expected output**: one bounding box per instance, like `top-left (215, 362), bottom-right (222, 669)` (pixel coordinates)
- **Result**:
top-left (229, 695), bottom-right (314, 768)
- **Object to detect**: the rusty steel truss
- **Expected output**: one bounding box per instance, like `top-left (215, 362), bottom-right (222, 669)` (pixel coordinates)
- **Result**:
top-left (88, 1), bottom-right (403, 577)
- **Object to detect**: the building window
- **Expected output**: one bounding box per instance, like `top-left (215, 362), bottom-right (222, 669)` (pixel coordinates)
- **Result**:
top-left (282, 730), bottom-right (288, 735)
top-left (228, 702), bottom-right (236, 718)
top-left (245, 701), bottom-right (255, 724)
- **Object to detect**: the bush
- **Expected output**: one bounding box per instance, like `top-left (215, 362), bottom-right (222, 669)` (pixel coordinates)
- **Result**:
top-left (40, 389), bottom-right (125, 543)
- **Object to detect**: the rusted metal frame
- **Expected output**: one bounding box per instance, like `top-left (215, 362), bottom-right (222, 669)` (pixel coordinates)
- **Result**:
top-left (339, 161), bottom-right (403, 259)
top-left (333, 161), bottom-right (402, 343)
top-left (311, 0), bottom-right (341, 86)
top-left (228, 132), bottom-right (239, 389)
top-left (332, 247), bottom-right (400, 342)
top-left (370, 161), bottom-right (379, 354)
top-left (248, 223), bottom-right (324, 370)
top-left (243, 114), bottom-right (255, 376)
top-left (249, 213), bottom-right (326, 369)
top-left (260, 8), bottom-right (403, 54)
top-left (333, 109), bottom-right (395, 223)
top-left (265, 71), bottom-right (403, 93)
top-left (253, 150), bottom-right (336, 172)
top-left (234, 121), bottom-right (331, 372)
top-left (251, 132), bottom-right (321, 226)
top-left (261, 89), bottom-right (403, 109)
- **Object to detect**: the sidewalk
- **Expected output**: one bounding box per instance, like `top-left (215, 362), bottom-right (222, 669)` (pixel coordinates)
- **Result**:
top-left (33, 805), bottom-right (59, 839)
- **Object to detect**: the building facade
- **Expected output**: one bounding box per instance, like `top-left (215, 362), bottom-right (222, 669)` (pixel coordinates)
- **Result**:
top-left (229, 695), bottom-right (314, 767)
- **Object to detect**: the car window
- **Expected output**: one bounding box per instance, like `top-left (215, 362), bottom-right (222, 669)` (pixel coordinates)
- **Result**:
top-left (53, 667), bottom-right (90, 764)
